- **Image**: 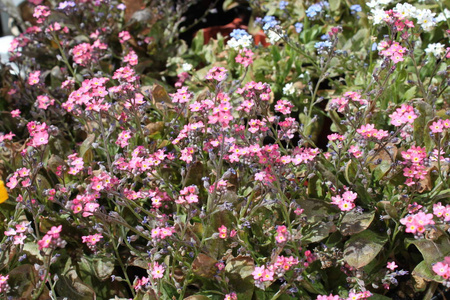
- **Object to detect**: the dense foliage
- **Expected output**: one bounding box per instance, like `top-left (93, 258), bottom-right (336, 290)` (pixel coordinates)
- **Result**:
top-left (0, 0), bottom-right (449, 299)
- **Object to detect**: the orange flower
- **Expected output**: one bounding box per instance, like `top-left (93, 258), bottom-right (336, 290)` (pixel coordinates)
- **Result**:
top-left (0, 180), bottom-right (9, 204)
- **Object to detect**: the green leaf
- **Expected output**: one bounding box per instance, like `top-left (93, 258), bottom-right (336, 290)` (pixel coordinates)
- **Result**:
top-left (303, 221), bottom-right (335, 244)
top-left (56, 257), bottom-right (96, 300)
top-left (343, 230), bottom-right (387, 269)
top-left (340, 211), bottom-right (375, 236)
top-left (92, 257), bottom-right (115, 281)
top-left (225, 255), bottom-right (255, 299)
top-left (329, 0), bottom-right (341, 12)
top-left (412, 260), bottom-right (444, 287)
top-left (79, 133), bottom-right (96, 163)
top-left (8, 264), bottom-right (50, 299)
top-left (403, 86), bottom-right (417, 101)
top-left (414, 100), bottom-right (433, 146)
top-left (407, 235), bottom-right (450, 264)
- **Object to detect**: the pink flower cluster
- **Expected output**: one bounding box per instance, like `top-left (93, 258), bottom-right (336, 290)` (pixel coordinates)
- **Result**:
top-left (252, 255), bottom-right (299, 284)
top-left (331, 189), bottom-right (358, 211)
top-left (70, 192), bottom-right (100, 217)
top-left (274, 99), bottom-right (294, 115)
top-left (82, 233), bottom-right (103, 250)
top-left (37, 225), bottom-right (65, 250)
top-left (113, 147), bottom-right (170, 189)
top-left (356, 124), bottom-right (389, 140)
top-left (4, 221), bottom-right (30, 245)
top-left (67, 153), bottom-right (84, 175)
top-left (151, 226), bottom-right (175, 240)
top-left (116, 130), bottom-right (132, 148)
top-left (236, 81), bottom-right (272, 112)
top-left (224, 292), bottom-right (237, 300)
top-left (433, 202), bottom-right (450, 222)
top-left (429, 118), bottom-right (450, 133)
top-left (6, 166), bottom-right (33, 190)
top-left (170, 86), bottom-right (193, 104)
top-left (36, 95), bottom-right (55, 110)
top-left (28, 70), bottom-right (41, 85)
top-left (72, 43), bottom-right (92, 66)
top-left (217, 225), bottom-right (236, 239)
top-left (123, 49), bottom-right (138, 66)
top-left (400, 211), bottom-right (434, 235)
top-left (63, 77), bottom-right (111, 114)
top-left (0, 275), bottom-right (9, 294)
top-left (27, 121), bottom-right (49, 147)
top-left (378, 40), bottom-right (407, 64)
top-left (113, 66), bottom-right (138, 83)
top-left (33, 5), bottom-right (51, 23)
top-left (0, 132), bottom-right (15, 143)
top-left (205, 66), bottom-right (227, 82)
top-left (91, 171), bottom-right (118, 192)
top-left (118, 31), bottom-right (131, 44)
top-left (275, 225), bottom-right (288, 243)
top-left (180, 146), bottom-right (195, 163)
top-left (176, 185), bottom-right (199, 205)
top-left (329, 91), bottom-right (368, 112)
top-left (133, 262), bottom-right (165, 291)
top-left (172, 121), bottom-right (205, 144)
top-left (432, 257), bottom-right (450, 280)
top-left (389, 104), bottom-right (417, 127)
top-left (401, 146), bottom-right (428, 186)
top-left (316, 291), bottom-right (372, 300)
top-left (384, 9), bottom-right (415, 32)
top-left (235, 48), bottom-right (254, 67)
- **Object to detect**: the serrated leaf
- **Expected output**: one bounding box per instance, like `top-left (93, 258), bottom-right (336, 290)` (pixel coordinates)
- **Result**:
top-left (344, 230), bottom-right (387, 269)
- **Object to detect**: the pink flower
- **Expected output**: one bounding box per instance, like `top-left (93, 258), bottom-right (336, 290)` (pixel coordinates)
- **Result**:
top-left (387, 261), bottom-right (398, 270)
top-left (432, 261), bottom-right (449, 279)
top-left (151, 262), bottom-right (165, 279)
top-left (430, 120), bottom-right (443, 133)
top-left (28, 71), bottom-right (41, 85)
top-left (218, 225), bottom-right (227, 239)
top-left (252, 266), bottom-right (265, 280)
top-left (11, 109), bottom-right (21, 118)
top-left (118, 31), bottom-right (131, 43)
top-left (37, 234), bottom-right (53, 250)
top-left (31, 130), bottom-right (49, 147)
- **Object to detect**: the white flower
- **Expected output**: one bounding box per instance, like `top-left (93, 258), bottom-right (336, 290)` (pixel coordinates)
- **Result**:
top-left (283, 83), bottom-right (296, 95)
top-left (267, 30), bottom-right (281, 44)
top-left (227, 36), bottom-right (253, 50)
top-left (394, 3), bottom-right (416, 19)
top-left (436, 9), bottom-right (450, 23)
top-left (416, 9), bottom-right (436, 31)
top-left (371, 8), bottom-right (389, 25)
top-left (425, 43), bottom-right (446, 58)
top-left (182, 63), bottom-right (193, 72)
top-left (367, 0), bottom-right (392, 9)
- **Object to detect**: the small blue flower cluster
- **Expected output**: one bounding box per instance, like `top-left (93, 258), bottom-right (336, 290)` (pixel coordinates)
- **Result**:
top-left (305, 1), bottom-right (329, 19)
top-left (258, 15), bottom-right (280, 31)
top-left (314, 41), bottom-right (332, 54)
top-left (294, 22), bottom-right (303, 33)
top-left (350, 4), bottom-right (362, 14)
top-left (230, 29), bottom-right (251, 40)
top-left (279, 1), bottom-right (289, 10)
